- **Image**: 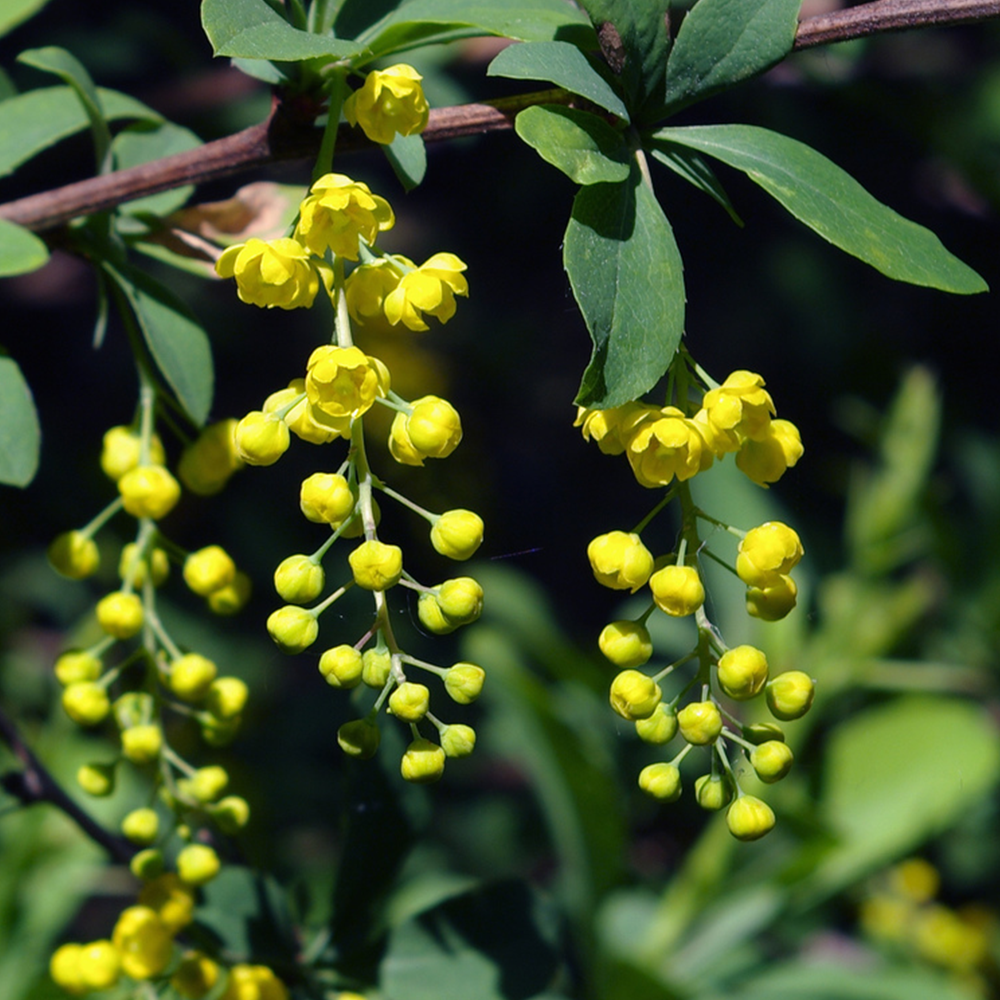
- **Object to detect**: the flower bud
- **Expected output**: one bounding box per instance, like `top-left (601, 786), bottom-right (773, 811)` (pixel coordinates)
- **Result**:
top-left (598, 620), bottom-right (653, 668)
top-left (441, 724), bottom-right (476, 758)
top-left (118, 465), bottom-right (181, 520)
top-left (649, 564), bottom-right (705, 617)
top-left (50, 944), bottom-right (86, 994)
top-left (121, 724), bottom-right (163, 764)
top-left (638, 762), bottom-right (682, 801)
top-left (234, 411), bottom-right (290, 466)
top-left (113, 691), bottom-right (153, 730)
top-left (745, 574), bottom-right (798, 621)
top-left (388, 681), bottom-right (430, 721)
top-left (55, 650), bottom-right (102, 686)
top-left (437, 577), bottom-right (484, 624)
top-left (401, 737), bottom-right (446, 783)
top-left (695, 773), bottom-right (734, 811)
top-left (736, 419), bottom-right (803, 487)
top-left (348, 539), bottom-right (403, 590)
top-left (417, 592), bottom-right (456, 634)
top-left (391, 395), bottom-right (462, 465)
top-left (337, 718), bottom-right (381, 758)
top-left (274, 554), bottom-right (325, 604)
top-left (444, 663), bottom-right (485, 704)
top-left (122, 807), bottom-right (160, 845)
top-left (96, 591), bottom-right (144, 639)
top-left (172, 951), bottom-right (221, 999)
top-left (48, 531), bottom-right (99, 579)
top-left (587, 531), bottom-right (653, 591)
top-left (609, 669), bottom-right (661, 721)
top-left (737, 521), bottom-right (804, 587)
top-left (430, 509), bottom-right (484, 561)
top-left (211, 796), bottom-right (251, 834)
top-left (766, 670), bottom-right (815, 720)
top-left (77, 761), bottom-right (116, 796)
top-left (319, 645), bottom-right (364, 688)
top-left (178, 419), bottom-right (243, 496)
top-left (183, 545), bottom-right (236, 597)
top-left (634, 703), bottom-right (678, 744)
top-left (188, 765), bottom-right (229, 803)
top-left (267, 605), bottom-right (319, 653)
top-left (742, 721), bottom-right (785, 745)
top-left (677, 700), bottom-right (723, 745)
top-left (201, 716), bottom-right (241, 748)
top-left (362, 648), bottom-right (392, 688)
top-left (100, 426), bottom-right (165, 481)
top-left (717, 645), bottom-right (769, 700)
top-left (177, 844), bottom-right (221, 886)
top-left (62, 682), bottom-right (111, 727)
top-left (206, 677), bottom-right (248, 719)
top-left (726, 795), bottom-right (776, 840)
top-left (300, 472), bottom-right (356, 524)
top-left (750, 740), bottom-right (794, 783)
top-left (206, 571), bottom-right (252, 615)
top-left (119, 543), bottom-right (170, 589)
top-left (76, 940), bottom-right (121, 992)
top-left (130, 848), bottom-right (165, 881)
top-left (170, 653), bottom-right (218, 702)
top-left (138, 873), bottom-right (196, 932)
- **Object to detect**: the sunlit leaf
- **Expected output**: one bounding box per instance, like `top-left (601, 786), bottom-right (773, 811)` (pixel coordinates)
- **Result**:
top-left (0, 354), bottom-right (41, 487)
top-left (0, 217), bottom-right (49, 277)
top-left (516, 105), bottom-right (629, 185)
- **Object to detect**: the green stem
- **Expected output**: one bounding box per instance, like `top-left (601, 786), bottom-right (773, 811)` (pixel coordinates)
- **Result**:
top-left (376, 482), bottom-right (437, 523)
top-left (313, 72), bottom-right (350, 183)
top-left (79, 496), bottom-right (125, 538)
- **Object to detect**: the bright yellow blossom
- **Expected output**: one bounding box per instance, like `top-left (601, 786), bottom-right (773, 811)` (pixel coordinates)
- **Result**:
top-left (215, 237), bottom-right (319, 310)
top-left (383, 253), bottom-right (468, 331)
top-left (295, 173), bottom-right (394, 259)
top-left (343, 64), bottom-right (430, 145)
top-left (304, 345), bottom-right (390, 420)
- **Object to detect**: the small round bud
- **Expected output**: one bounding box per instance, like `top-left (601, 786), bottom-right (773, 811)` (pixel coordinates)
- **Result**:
top-left (100, 425), bottom-right (165, 481)
top-left (118, 465), bottom-right (181, 520)
top-left (388, 681), bottom-right (431, 721)
top-left (742, 722), bottom-right (785, 745)
top-left (178, 419), bottom-right (243, 496)
top-left (76, 940), bottom-right (121, 992)
top-left (750, 740), bottom-right (794, 783)
top-left (234, 411), bottom-right (290, 466)
top-left (77, 761), bottom-right (116, 796)
top-left (50, 943), bottom-right (86, 994)
top-left (338, 718), bottom-right (381, 758)
top-left (436, 577), bottom-right (484, 624)
top-left (609, 669), bottom-right (661, 721)
top-left (717, 645), bottom-right (769, 701)
top-left (183, 545), bottom-right (236, 597)
top-left (138, 873), bottom-right (196, 932)
top-left (96, 590), bottom-right (144, 639)
top-left (766, 670), bottom-right (816, 720)
top-left (349, 539), bottom-right (403, 590)
top-left (266, 605), bottom-right (319, 653)
top-left (300, 472), bottom-right (356, 524)
top-left (188, 765), bottom-right (229, 803)
top-left (211, 796), bottom-right (251, 834)
top-left (122, 807), bottom-right (160, 845)
top-left (177, 844), bottom-right (221, 886)
top-left (441, 724), bottom-right (477, 758)
top-left (206, 677), bottom-right (248, 719)
top-left (430, 509), bottom-right (484, 561)
top-left (113, 691), bottom-right (153, 730)
top-left (726, 795), bottom-right (776, 841)
top-left (55, 650), bottom-right (102, 686)
top-left (745, 574), bottom-right (798, 621)
top-left (206, 570), bottom-right (252, 615)
top-left (62, 682), bottom-right (111, 727)
top-left (677, 700), bottom-right (723, 745)
top-left (444, 663), bottom-right (485, 704)
top-left (649, 564), bottom-right (705, 617)
top-left (736, 521), bottom-right (804, 588)
top-left (274, 554), bottom-right (325, 604)
top-left (598, 620), bottom-right (653, 668)
top-left (638, 762), bottom-right (682, 801)
top-left (121, 724), bottom-right (163, 764)
top-left (130, 848), bottom-right (165, 880)
top-left (362, 648), bottom-right (392, 688)
top-left (319, 645), bottom-right (364, 688)
top-left (694, 773), bottom-right (734, 811)
top-left (170, 653), bottom-right (218, 702)
top-left (172, 951), bottom-right (221, 999)
top-left (634, 703), bottom-right (678, 744)
top-left (401, 738), bottom-right (446, 783)
top-left (417, 592), bottom-right (456, 634)
top-left (408, 396), bottom-right (463, 457)
top-left (200, 715), bottom-right (241, 748)
top-left (47, 531), bottom-right (99, 579)
top-left (587, 531), bottom-right (653, 592)
top-left (119, 543), bottom-right (170, 589)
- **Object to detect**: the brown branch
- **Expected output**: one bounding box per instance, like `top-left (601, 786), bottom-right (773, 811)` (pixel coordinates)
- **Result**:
top-left (1, 3), bottom-right (997, 233)
top-left (0, 703), bottom-right (135, 864)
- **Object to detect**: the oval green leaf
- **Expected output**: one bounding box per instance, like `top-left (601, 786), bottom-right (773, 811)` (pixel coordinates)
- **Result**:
top-left (0, 355), bottom-right (41, 487)
top-left (0, 217), bottom-right (49, 276)
top-left (655, 124), bottom-right (988, 294)
top-left (516, 105), bottom-right (629, 185)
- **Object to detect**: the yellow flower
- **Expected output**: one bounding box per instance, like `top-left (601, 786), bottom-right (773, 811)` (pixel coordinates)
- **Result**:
top-left (736, 521), bottom-right (804, 587)
top-left (609, 669), bottom-right (661, 721)
top-left (735, 418), bottom-right (804, 487)
top-left (625, 407), bottom-right (712, 488)
top-left (112, 905), bottom-right (173, 980)
top-left (295, 173), bottom-right (394, 259)
top-left (384, 253), bottom-right (468, 331)
top-left (215, 237), bottom-right (319, 310)
top-left (574, 402), bottom-right (655, 456)
top-left (344, 64), bottom-right (429, 145)
top-left (304, 345), bottom-right (390, 419)
top-left (344, 258), bottom-right (403, 327)
top-left (264, 379), bottom-right (351, 444)
top-left (698, 370), bottom-right (775, 453)
top-left (389, 395), bottom-right (462, 466)
top-left (587, 531), bottom-right (653, 592)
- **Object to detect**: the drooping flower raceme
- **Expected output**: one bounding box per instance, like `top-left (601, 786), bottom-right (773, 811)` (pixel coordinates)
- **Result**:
top-left (343, 64), bottom-right (430, 146)
top-left (294, 174), bottom-right (394, 259)
top-left (215, 238), bottom-right (319, 310)
top-left (304, 345), bottom-right (390, 420)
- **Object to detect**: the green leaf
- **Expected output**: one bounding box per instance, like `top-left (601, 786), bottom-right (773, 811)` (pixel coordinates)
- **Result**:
top-left (110, 265), bottom-right (215, 426)
top-left (516, 105), bottom-right (629, 185)
top-left (564, 168), bottom-right (685, 408)
top-left (488, 40), bottom-right (629, 121)
top-left (201, 0), bottom-right (362, 60)
top-left (383, 131), bottom-right (426, 191)
top-left (380, 881), bottom-right (560, 1000)
top-left (359, 0), bottom-right (596, 59)
top-left (0, 0), bottom-right (53, 39)
top-left (650, 145), bottom-right (742, 225)
top-left (112, 121), bottom-right (204, 217)
top-left (811, 697), bottom-right (1000, 898)
top-left (662, 0), bottom-right (800, 115)
top-left (0, 217), bottom-right (49, 276)
top-left (0, 354), bottom-right (41, 487)
top-left (655, 124), bottom-right (988, 294)
top-left (0, 86), bottom-right (161, 177)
